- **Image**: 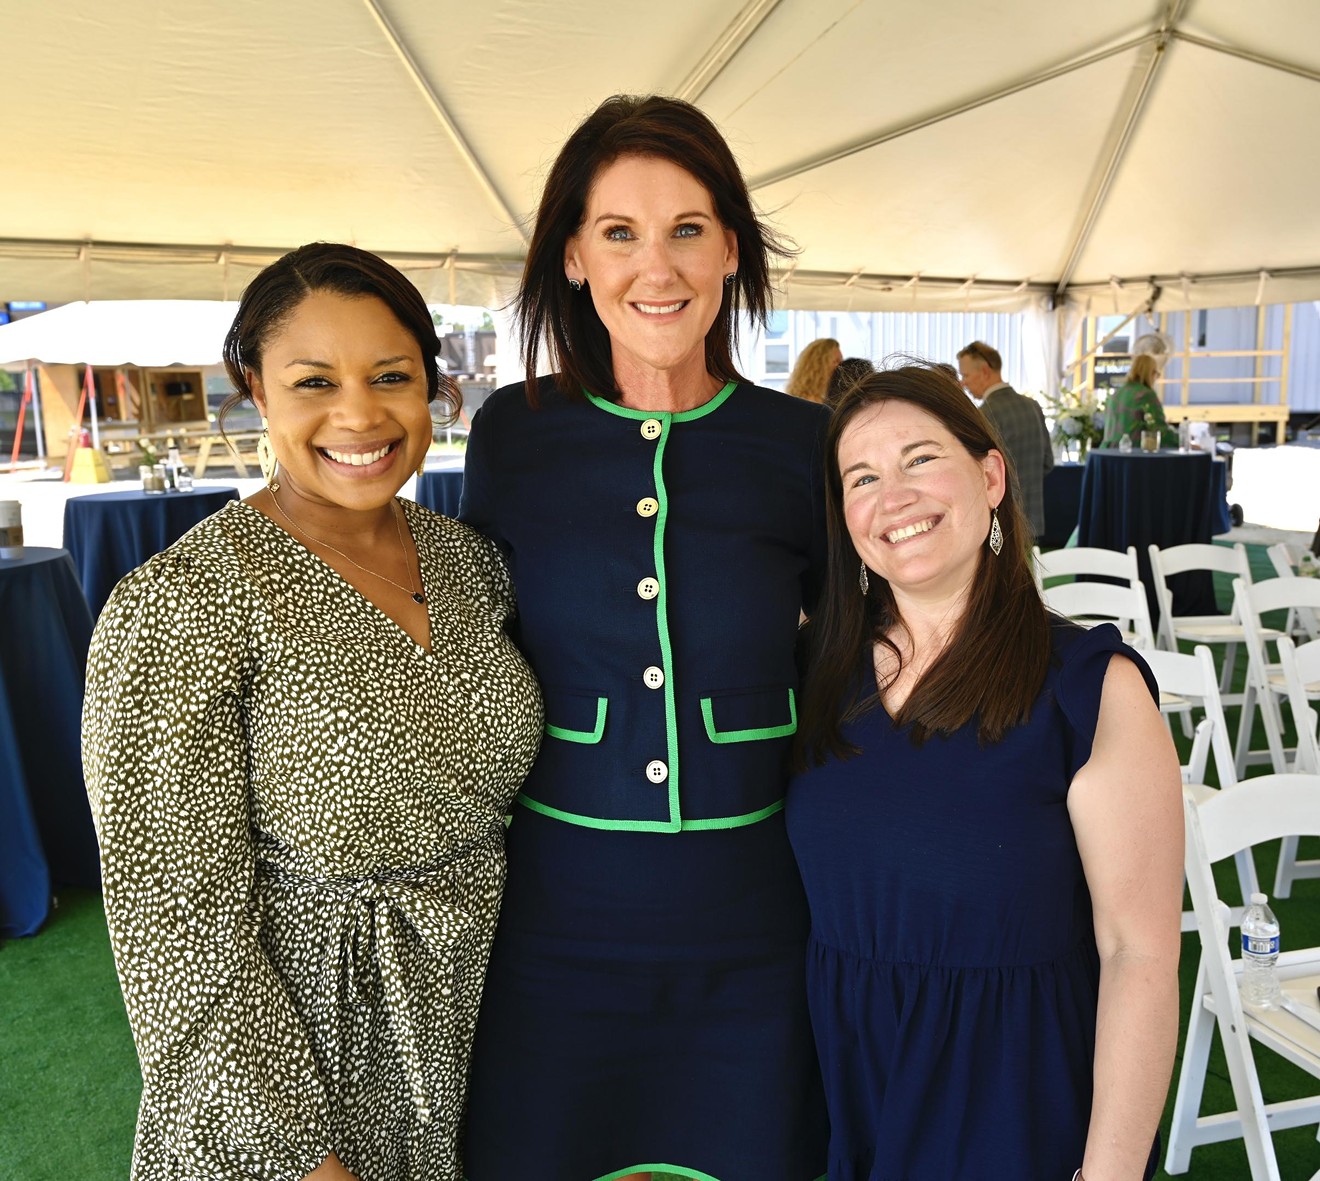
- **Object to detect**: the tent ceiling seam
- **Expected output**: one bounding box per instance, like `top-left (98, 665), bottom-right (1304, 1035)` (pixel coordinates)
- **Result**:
top-left (358, 0), bottom-right (529, 245)
top-left (1171, 30), bottom-right (1320, 85)
top-left (672, 0), bottom-right (782, 103)
top-left (0, 237), bottom-right (527, 272)
top-left (745, 29), bottom-right (1159, 192)
top-left (1052, 0), bottom-right (1189, 298)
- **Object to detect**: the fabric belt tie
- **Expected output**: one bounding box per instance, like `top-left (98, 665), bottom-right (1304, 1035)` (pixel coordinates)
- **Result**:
top-left (259, 829), bottom-right (499, 1124)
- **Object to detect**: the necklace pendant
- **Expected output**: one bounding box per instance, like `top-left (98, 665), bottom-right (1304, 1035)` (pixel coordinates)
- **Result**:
top-left (412, 592), bottom-right (426, 605)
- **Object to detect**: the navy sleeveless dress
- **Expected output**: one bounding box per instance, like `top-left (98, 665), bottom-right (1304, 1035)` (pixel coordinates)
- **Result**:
top-left (785, 621), bottom-right (1159, 1181)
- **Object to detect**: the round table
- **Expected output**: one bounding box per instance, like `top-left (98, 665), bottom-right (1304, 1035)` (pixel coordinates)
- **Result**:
top-left (1077, 449), bottom-right (1230, 621)
top-left (414, 468), bottom-right (465, 517)
top-left (63, 486), bottom-right (240, 617)
top-left (1042, 462), bottom-right (1085, 550)
top-left (0, 548), bottom-right (99, 937)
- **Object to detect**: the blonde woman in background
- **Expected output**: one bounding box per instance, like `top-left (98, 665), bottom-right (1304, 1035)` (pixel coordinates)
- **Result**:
top-left (786, 337), bottom-right (843, 403)
top-left (1100, 353), bottom-right (1178, 449)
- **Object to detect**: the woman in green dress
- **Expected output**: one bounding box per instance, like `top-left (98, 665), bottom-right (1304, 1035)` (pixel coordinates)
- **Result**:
top-left (1101, 354), bottom-right (1178, 448)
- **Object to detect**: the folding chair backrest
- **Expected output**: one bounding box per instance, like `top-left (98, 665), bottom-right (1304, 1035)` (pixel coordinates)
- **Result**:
top-left (1240, 574), bottom-right (1320, 618)
top-left (1172, 775), bottom-right (1320, 1180)
top-left (1189, 772), bottom-right (1320, 868)
top-left (1266, 543), bottom-right (1320, 642)
top-left (1148, 541), bottom-right (1248, 651)
top-left (1043, 579), bottom-right (1156, 648)
top-left (1156, 541), bottom-right (1251, 582)
top-left (1278, 636), bottom-right (1320, 774)
top-left (1033, 544), bottom-right (1139, 586)
top-left (1141, 646), bottom-right (1236, 786)
top-left (1268, 541), bottom-right (1305, 581)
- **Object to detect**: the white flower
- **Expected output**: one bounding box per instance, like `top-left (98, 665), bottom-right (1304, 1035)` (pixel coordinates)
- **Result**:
top-left (1060, 417), bottom-right (1083, 437)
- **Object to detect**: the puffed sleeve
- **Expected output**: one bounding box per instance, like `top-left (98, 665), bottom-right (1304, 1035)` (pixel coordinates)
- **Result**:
top-left (81, 549), bottom-right (334, 1179)
top-left (1055, 622), bottom-right (1159, 781)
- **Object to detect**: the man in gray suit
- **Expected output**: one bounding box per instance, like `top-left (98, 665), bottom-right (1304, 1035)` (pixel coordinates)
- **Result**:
top-left (957, 341), bottom-right (1054, 540)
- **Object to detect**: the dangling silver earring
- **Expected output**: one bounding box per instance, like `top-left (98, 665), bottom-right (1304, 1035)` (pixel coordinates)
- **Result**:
top-left (257, 416), bottom-right (279, 490)
top-left (568, 278), bottom-right (582, 292)
top-left (724, 272), bottom-right (737, 286)
top-left (988, 508), bottom-right (1004, 556)
top-left (859, 561), bottom-right (870, 595)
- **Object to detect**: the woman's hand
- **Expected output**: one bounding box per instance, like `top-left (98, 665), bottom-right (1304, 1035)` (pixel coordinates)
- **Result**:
top-left (303, 1154), bottom-right (358, 1181)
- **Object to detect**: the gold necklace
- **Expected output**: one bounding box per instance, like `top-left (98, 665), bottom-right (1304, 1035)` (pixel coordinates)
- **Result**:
top-left (268, 490), bottom-right (426, 605)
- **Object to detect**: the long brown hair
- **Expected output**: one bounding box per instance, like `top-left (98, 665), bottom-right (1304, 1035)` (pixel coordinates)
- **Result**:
top-left (514, 94), bottom-right (794, 405)
top-left (795, 363), bottom-right (1051, 766)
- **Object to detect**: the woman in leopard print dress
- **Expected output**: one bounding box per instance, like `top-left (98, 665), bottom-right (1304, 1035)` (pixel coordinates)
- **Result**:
top-left (81, 244), bottom-right (542, 1181)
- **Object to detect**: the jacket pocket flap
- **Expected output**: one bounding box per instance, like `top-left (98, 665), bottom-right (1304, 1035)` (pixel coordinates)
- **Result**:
top-left (544, 692), bottom-right (608, 744)
top-left (700, 688), bottom-right (797, 744)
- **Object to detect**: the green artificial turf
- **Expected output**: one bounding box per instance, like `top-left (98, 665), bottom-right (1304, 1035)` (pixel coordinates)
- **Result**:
top-left (4, 542), bottom-right (1319, 1179)
top-left (0, 890), bottom-right (139, 1180)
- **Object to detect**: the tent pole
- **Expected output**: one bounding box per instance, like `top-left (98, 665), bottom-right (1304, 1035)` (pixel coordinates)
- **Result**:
top-left (1172, 31), bottom-right (1320, 86)
top-left (673, 0), bottom-right (783, 102)
top-left (64, 364), bottom-right (93, 481)
top-left (8, 367), bottom-right (30, 470)
top-left (29, 365), bottom-right (45, 462)
top-left (749, 31), bottom-right (1158, 191)
top-left (358, 0), bottom-right (527, 245)
top-left (1280, 305), bottom-right (1293, 444)
top-left (1054, 0), bottom-right (1189, 298)
top-left (89, 365), bottom-right (101, 450)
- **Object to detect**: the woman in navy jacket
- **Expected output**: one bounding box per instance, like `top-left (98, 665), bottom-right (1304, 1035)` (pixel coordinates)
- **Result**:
top-left (460, 95), bottom-right (829, 1181)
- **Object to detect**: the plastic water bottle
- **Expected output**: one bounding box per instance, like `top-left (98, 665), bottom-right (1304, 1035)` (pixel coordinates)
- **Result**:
top-left (1118, 432), bottom-right (1133, 453)
top-left (1240, 892), bottom-right (1282, 1008)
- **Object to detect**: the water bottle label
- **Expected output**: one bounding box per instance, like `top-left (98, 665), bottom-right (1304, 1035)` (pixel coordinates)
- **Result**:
top-left (1243, 933), bottom-right (1279, 956)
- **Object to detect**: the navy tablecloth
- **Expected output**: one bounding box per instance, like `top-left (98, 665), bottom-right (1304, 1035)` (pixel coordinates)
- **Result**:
top-left (0, 548), bottom-right (99, 937)
top-left (63, 486), bottom-right (239, 617)
top-left (415, 468), bottom-right (464, 517)
top-left (1041, 462), bottom-right (1085, 550)
top-left (1078, 450), bottom-right (1228, 621)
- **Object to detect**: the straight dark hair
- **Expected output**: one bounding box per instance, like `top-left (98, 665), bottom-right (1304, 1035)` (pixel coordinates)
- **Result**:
top-left (795, 363), bottom-right (1051, 767)
top-left (515, 94), bottom-right (794, 405)
top-left (219, 242), bottom-right (459, 426)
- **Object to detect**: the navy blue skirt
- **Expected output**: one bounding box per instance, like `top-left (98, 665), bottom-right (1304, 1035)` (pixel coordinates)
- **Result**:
top-left (462, 806), bottom-right (829, 1180)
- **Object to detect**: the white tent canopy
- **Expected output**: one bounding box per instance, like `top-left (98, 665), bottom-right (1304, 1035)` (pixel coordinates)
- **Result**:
top-left (3, 0), bottom-right (1319, 314)
top-left (0, 301), bottom-right (238, 366)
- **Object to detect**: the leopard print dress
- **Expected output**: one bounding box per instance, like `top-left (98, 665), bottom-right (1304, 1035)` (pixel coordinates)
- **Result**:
top-left (82, 498), bottom-right (542, 1181)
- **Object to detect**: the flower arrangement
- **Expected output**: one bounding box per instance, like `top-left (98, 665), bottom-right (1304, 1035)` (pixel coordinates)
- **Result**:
top-left (1043, 385), bottom-right (1106, 461)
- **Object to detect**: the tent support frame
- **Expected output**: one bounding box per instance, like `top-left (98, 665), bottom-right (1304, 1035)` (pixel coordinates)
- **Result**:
top-left (358, 0), bottom-right (528, 244)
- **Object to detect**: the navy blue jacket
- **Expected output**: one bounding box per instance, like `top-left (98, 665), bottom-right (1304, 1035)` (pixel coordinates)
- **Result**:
top-left (460, 377), bottom-right (828, 832)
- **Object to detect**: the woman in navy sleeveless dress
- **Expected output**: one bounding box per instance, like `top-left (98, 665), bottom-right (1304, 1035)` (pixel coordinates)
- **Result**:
top-left (786, 365), bottom-right (1183, 1181)
top-left (459, 97), bottom-right (829, 1180)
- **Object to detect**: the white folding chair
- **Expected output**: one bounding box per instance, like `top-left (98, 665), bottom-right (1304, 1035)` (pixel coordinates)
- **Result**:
top-left (1149, 543), bottom-right (1262, 705)
top-left (1141, 645), bottom-right (1258, 928)
top-left (1032, 544), bottom-right (1139, 593)
top-left (1166, 775), bottom-right (1320, 1180)
top-left (1267, 542), bottom-right (1320, 643)
top-left (1041, 579), bottom-right (1156, 649)
top-left (1234, 577), bottom-right (1320, 776)
top-left (1273, 636), bottom-right (1320, 898)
